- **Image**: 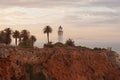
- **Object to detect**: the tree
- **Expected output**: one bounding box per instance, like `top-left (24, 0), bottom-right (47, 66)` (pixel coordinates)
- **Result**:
top-left (18, 30), bottom-right (30, 48)
top-left (19, 30), bottom-right (37, 48)
top-left (13, 30), bottom-right (20, 46)
top-left (30, 35), bottom-right (37, 47)
top-left (19, 34), bottom-right (22, 43)
top-left (21, 30), bottom-right (30, 42)
top-left (4, 28), bottom-right (12, 45)
top-left (65, 39), bottom-right (75, 47)
top-left (43, 25), bottom-right (52, 44)
top-left (0, 31), bottom-right (5, 43)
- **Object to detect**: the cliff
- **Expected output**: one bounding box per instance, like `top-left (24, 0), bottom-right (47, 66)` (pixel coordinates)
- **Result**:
top-left (0, 46), bottom-right (120, 80)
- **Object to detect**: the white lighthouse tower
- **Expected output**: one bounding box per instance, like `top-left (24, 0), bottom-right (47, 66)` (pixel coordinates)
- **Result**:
top-left (58, 26), bottom-right (63, 43)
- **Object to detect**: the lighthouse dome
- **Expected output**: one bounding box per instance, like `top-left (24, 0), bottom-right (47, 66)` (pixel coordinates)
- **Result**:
top-left (59, 26), bottom-right (62, 31)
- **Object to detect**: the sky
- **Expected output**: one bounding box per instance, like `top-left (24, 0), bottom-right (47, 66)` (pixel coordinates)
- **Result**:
top-left (0, 0), bottom-right (120, 53)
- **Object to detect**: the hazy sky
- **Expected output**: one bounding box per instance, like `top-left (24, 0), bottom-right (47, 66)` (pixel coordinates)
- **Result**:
top-left (0, 0), bottom-right (120, 53)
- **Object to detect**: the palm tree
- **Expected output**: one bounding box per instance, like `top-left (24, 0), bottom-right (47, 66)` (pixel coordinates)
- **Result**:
top-left (21, 30), bottom-right (30, 42)
top-left (19, 34), bottom-right (22, 43)
top-left (4, 28), bottom-right (12, 45)
top-left (13, 30), bottom-right (20, 46)
top-left (30, 35), bottom-right (37, 47)
top-left (43, 25), bottom-right (52, 44)
top-left (0, 31), bottom-right (5, 43)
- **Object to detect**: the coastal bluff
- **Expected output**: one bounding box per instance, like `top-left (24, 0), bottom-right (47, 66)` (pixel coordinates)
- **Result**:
top-left (0, 46), bottom-right (120, 80)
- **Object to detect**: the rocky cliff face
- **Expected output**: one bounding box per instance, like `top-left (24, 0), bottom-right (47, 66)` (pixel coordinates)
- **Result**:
top-left (0, 46), bottom-right (120, 80)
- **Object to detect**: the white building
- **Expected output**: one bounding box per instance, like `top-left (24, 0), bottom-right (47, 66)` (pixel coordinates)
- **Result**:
top-left (58, 26), bottom-right (63, 43)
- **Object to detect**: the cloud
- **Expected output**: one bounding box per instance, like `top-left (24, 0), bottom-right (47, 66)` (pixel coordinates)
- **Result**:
top-left (0, 0), bottom-right (120, 25)
top-left (0, 0), bottom-right (82, 8)
top-left (0, 0), bottom-right (120, 52)
top-left (62, 6), bottom-right (120, 25)
top-left (0, 7), bottom-right (66, 25)
top-left (0, 0), bottom-right (119, 9)
top-left (89, 0), bottom-right (120, 8)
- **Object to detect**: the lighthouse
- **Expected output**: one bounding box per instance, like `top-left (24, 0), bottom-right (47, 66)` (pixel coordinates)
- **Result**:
top-left (58, 26), bottom-right (63, 43)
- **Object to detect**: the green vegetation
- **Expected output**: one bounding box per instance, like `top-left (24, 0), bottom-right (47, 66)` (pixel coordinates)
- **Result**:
top-left (18, 30), bottom-right (37, 48)
top-left (65, 39), bottom-right (75, 47)
top-left (0, 31), bottom-right (5, 43)
top-left (30, 35), bottom-right (37, 47)
top-left (43, 25), bottom-right (52, 44)
top-left (44, 42), bottom-right (66, 48)
top-left (0, 28), bottom-right (37, 48)
top-left (44, 42), bottom-right (54, 48)
top-left (4, 28), bottom-right (12, 45)
top-left (93, 47), bottom-right (106, 51)
top-left (76, 46), bottom-right (92, 50)
top-left (0, 27), bottom-right (108, 50)
top-left (44, 39), bottom-right (75, 48)
top-left (13, 30), bottom-right (20, 46)
top-left (0, 27), bottom-right (80, 48)
top-left (54, 42), bottom-right (65, 47)
top-left (0, 28), bottom-right (12, 45)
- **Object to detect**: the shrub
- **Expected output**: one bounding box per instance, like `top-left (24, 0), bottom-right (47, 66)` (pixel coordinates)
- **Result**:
top-left (54, 42), bottom-right (65, 47)
top-left (18, 40), bottom-right (32, 48)
top-left (65, 39), bottom-right (75, 47)
top-left (93, 47), bottom-right (106, 51)
top-left (44, 42), bottom-right (54, 48)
